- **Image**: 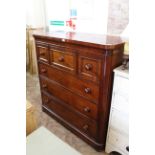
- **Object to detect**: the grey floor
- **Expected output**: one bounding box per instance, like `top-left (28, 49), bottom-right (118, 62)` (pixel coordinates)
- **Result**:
top-left (26, 72), bottom-right (108, 155)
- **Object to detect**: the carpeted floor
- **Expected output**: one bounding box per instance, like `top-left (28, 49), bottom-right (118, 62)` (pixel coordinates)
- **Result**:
top-left (26, 72), bottom-right (108, 155)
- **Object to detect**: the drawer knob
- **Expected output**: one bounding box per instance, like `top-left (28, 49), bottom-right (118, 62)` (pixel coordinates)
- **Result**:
top-left (84, 107), bottom-right (90, 113)
top-left (40, 51), bottom-right (45, 56)
top-left (58, 56), bottom-right (64, 62)
top-left (126, 146), bottom-right (129, 152)
top-left (42, 83), bottom-right (47, 88)
top-left (85, 64), bottom-right (92, 70)
top-left (84, 88), bottom-right (91, 94)
top-left (41, 68), bottom-right (47, 73)
top-left (83, 124), bottom-right (89, 131)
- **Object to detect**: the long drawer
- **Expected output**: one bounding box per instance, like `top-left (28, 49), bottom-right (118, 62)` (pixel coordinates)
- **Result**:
top-left (41, 92), bottom-right (98, 139)
top-left (38, 62), bottom-right (99, 103)
top-left (40, 77), bottom-right (98, 120)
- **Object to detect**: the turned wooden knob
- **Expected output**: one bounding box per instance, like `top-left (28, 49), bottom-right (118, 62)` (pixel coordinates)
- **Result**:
top-left (58, 56), bottom-right (64, 62)
top-left (85, 64), bottom-right (92, 70)
top-left (42, 83), bottom-right (47, 88)
top-left (84, 88), bottom-right (91, 94)
top-left (84, 107), bottom-right (90, 113)
top-left (41, 68), bottom-right (47, 73)
top-left (83, 124), bottom-right (89, 131)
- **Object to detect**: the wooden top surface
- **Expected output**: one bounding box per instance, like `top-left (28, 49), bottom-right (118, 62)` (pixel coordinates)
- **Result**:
top-left (33, 30), bottom-right (125, 50)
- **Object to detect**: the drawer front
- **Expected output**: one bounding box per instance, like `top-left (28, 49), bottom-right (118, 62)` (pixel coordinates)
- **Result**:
top-left (110, 109), bottom-right (129, 134)
top-left (41, 92), bottom-right (97, 139)
top-left (40, 77), bottom-right (98, 120)
top-left (78, 56), bottom-right (102, 83)
top-left (36, 43), bottom-right (49, 63)
top-left (38, 63), bottom-right (99, 103)
top-left (107, 129), bottom-right (129, 154)
top-left (50, 48), bottom-right (76, 73)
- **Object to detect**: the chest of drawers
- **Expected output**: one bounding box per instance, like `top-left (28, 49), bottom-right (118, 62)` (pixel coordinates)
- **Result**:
top-left (33, 31), bottom-right (125, 151)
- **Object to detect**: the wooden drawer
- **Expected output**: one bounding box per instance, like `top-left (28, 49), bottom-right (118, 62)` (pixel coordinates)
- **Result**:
top-left (41, 92), bottom-right (98, 139)
top-left (107, 128), bottom-right (129, 155)
top-left (38, 62), bottom-right (99, 103)
top-left (36, 42), bottom-right (49, 63)
top-left (50, 47), bottom-right (76, 73)
top-left (78, 56), bottom-right (102, 83)
top-left (40, 77), bottom-right (98, 120)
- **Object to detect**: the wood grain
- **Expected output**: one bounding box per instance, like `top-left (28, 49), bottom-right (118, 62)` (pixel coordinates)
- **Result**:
top-left (33, 31), bottom-right (125, 151)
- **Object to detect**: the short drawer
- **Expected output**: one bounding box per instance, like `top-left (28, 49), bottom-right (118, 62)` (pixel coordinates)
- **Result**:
top-left (38, 63), bottom-right (99, 103)
top-left (41, 92), bottom-right (97, 139)
top-left (107, 128), bottom-right (129, 154)
top-left (78, 56), bottom-right (102, 83)
top-left (50, 47), bottom-right (76, 73)
top-left (40, 77), bottom-right (98, 120)
top-left (36, 42), bottom-right (49, 63)
top-left (110, 109), bottom-right (129, 134)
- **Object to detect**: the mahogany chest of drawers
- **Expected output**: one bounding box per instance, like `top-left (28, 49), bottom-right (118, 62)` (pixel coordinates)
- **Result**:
top-left (33, 31), bottom-right (125, 151)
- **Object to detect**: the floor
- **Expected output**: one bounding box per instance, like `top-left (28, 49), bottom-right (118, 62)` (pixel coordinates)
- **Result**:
top-left (26, 72), bottom-right (108, 155)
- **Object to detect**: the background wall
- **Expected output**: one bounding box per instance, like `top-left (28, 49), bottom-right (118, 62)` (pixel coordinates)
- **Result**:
top-left (26, 0), bottom-right (46, 28)
top-left (107, 0), bottom-right (129, 35)
top-left (45, 0), bottom-right (109, 34)
top-left (26, 0), bottom-right (129, 36)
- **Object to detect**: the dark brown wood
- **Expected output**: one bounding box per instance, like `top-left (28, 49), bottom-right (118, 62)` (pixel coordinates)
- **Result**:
top-left (41, 92), bottom-right (97, 139)
top-left (38, 62), bottom-right (99, 103)
top-left (40, 77), bottom-right (98, 120)
top-left (50, 48), bottom-right (76, 73)
top-left (33, 31), bottom-right (124, 50)
top-left (78, 55), bottom-right (102, 83)
top-left (33, 31), bottom-right (125, 151)
top-left (36, 42), bottom-right (49, 63)
top-left (42, 105), bottom-right (104, 151)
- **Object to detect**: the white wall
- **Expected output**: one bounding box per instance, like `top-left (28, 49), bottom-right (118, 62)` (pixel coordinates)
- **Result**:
top-left (45, 0), bottom-right (108, 34)
top-left (45, 0), bottom-right (70, 22)
top-left (26, 0), bottom-right (46, 28)
top-left (75, 0), bottom-right (108, 34)
top-left (26, 0), bottom-right (108, 34)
